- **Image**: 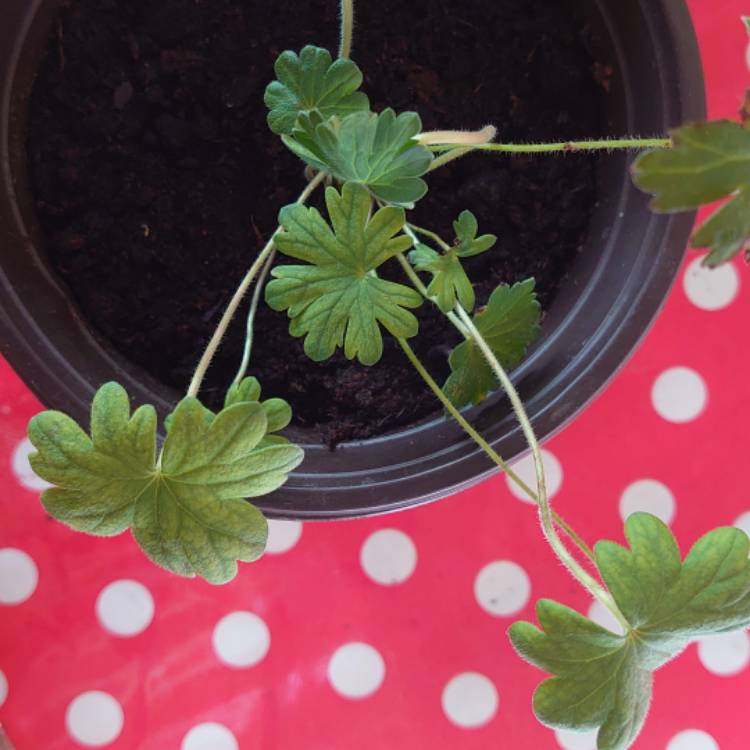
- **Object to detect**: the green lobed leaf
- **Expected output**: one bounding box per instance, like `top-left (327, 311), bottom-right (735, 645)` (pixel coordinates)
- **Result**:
top-left (510, 513), bottom-right (750, 750)
top-left (281, 108), bottom-right (434, 207)
top-left (409, 243), bottom-right (476, 314)
top-left (264, 45), bottom-right (370, 135)
top-left (453, 210), bottom-right (497, 258)
top-left (266, 182), bottom-right (422, 365)
top-left (632, 120), bottom-right (750, 265)
top-left (225, 376), bottom-right (293, 433)
top-left (442, 279), bottom-right (541, 407)
top-left (28, 382), bottom-right (304, 584)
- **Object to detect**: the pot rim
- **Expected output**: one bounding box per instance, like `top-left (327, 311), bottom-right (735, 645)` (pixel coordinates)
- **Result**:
top-left (0, 0), bottom-right (705, 519)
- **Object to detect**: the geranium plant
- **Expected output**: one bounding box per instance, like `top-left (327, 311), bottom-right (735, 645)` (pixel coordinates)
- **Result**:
top-left (25, 4), bottom-right (750, 748)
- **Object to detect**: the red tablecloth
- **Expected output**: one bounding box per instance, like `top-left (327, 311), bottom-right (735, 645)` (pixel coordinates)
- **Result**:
top-left (1, 2), bottom-right (749, 748)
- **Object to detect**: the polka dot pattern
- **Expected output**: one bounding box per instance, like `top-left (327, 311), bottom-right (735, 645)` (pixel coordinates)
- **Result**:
top-left (619, 479), bottom-right (676, 525)
top-left (265, 520), bottom-right (303, 554)
top-left (65, 691), bottom-right (124, 747)
top-left (181, 723), bottom-right (239, 750)
top-left (212, 612), bottom-right (270, 669)
top-left (96, 580), bottom-right (154, 637)
top-left (327, 643), bottom-right (385, 699)
top-left (360, 529), bottom-right (417, 585)
top-left (698, 631), bottom-right (750, 676)
top-left (683, 256), bottom-right (740, 311)
top-left (441, 672), bottom-right (499, 729)
top-left (474, 560), bottom-right (530, 617)
top-left (651, 367), bottom-right (708, 423)
top-left (667, 729), bottom-right (720, 750)
top-left (0, 4), bottom-right (749, 750)
top-left (0, 548), bottom-right (38, 605)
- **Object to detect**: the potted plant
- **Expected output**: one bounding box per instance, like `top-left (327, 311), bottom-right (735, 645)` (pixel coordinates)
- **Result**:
top-left (4, 1), bottom-right (750, 748)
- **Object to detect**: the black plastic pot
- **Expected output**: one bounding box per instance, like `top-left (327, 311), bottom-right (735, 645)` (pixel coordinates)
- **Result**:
top-left (0, 0), bottom-right (704, 520)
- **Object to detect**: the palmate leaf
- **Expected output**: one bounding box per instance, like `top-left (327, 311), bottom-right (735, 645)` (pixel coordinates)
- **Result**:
top-left (453, 210), bottom-right (497, 258)
top-left (410, 243), bottom-right (476, 313)
top-left (266, 182), bottom-right (422, 365)
top-left (264, 45), bottom-right (370, 135)
top-left (282, 109), bottom-right (433, 207)
top-left (443, 279), bottom-right (541, 407)
top-left (408, 210), bottom-right (497, 314)
top-left (510, 513), bottom-right (750, 750)
top-left (632, 120), bottom-right (750, 266)
top-left (28, 382), bottom-right (303, 584)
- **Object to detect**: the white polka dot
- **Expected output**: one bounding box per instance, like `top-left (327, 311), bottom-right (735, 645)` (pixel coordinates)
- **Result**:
top-left (181, 722), bottom-right (239, 750)
top-left (697, 631), bottom-right (750, 676)
top-left (684, 256), bottom-right (740, 311)
top-left (619, 479), bottom-right (676, 525)
top-left (667, 729), bottom-right (719, 750)
top-left (96, 580), bottom-right (154, 637)
top-left (651, 367), bottom-right (707, 423)
top-left (327, 642), bottom-right (385, 699)
top-left (506, 449), bottom-right (563, 503)
top-left (555, 728), bottom-right (599, 750)
top-left (0, 669), bottom-right (7, 708)
top-left (0, 548), bottom-right (38, 605)
top-left (733, 511), bottom-right (750, 540)
top-left (474, 561), bottom-right (530, 617)
top-left (212, 611), bottom-right (270, 668)
top-left (441, 672), bottom-right (499, 729)
top-left (265, 520), bottom-right (303, 554)
top-left (360, 529), bottom-right (417, 585)
top-left (587, 600), bottom-right (625, 636)
top-left (65, 691), bottom-right (124, 747)
top-left (11, 437), bottom-right (53, 491)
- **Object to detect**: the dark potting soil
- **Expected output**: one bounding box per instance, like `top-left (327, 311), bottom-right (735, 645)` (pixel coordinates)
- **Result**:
top-left (27, 0), bottom-right (605, 445)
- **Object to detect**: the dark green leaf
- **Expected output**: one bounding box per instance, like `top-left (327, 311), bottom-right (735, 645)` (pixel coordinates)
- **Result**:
top-left (443, 279), bottom-right (541, 407)
top-left (264, 46), bottom-right (369, 135)
top-left (510, 513), bottom-right (750, 750)
top-left (282, 109), bottom-right (433, 207)
top-left (266, 182), bottom-right (422, 365)
top-left (632, 120), bottom-right (750, 265)
top-left (28, 382), bottom-right (303, 583)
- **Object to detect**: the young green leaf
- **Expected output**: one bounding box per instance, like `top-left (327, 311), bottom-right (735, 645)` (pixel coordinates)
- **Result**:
top-left (632, 120), bottom-right (750, 266)
top-left (266, 182), bottom-right (422, 365)
top-left (453, 210), bottom-right (497, 258)
top-left (409, 243), bottom-right (476, 314)
top-left (28, 382), bottom-right (304, 584)
top-left (510, 513), bottom-right (750, 750)
top-left (443, 279), bottom-right (541, 407)
top-left (264, 45), bottom-right (370, 135)
top-left (282, 109), bottom-right (434, 207)
top-left (225, 376), bottom-right (293, 434)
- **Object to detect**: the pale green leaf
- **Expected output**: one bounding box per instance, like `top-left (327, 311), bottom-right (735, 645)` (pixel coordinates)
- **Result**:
top-left (632, 120), bottom-right (750, 265)
top-left (409, 242), bottom-right (475, 313)
top-left (266, 182), bottom-right (422, 365)
top-left (28, 382), bottom-right (304, 583)
top-left (510, 513), bottom-right (750, 750)
top-left (281, 109), bottom-right (433, 207)
top-left (264, 45), bottom-right (369, 135)
top-left (443, 279), bottom-right (541, 407)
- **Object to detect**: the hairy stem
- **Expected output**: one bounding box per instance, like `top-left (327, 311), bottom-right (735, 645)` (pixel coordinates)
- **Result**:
top-left (407, 222), bottom-right (452, 252)
top-left (339, 0), bottom-right (354, 59)
top-left (398, 338), bottom-right (595, 564)
top-left (232, 248), bottom-right (276, 385)
top-left (187, 171), bottom-right (326, 399)
top-left (429, 136), bottom-right (671, 156)
top-left (453, 306), bottom-right (628, 627)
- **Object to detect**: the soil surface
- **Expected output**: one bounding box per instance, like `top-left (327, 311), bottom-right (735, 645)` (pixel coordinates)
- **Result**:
top-left (27, 0), bottom-right (605, 444)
